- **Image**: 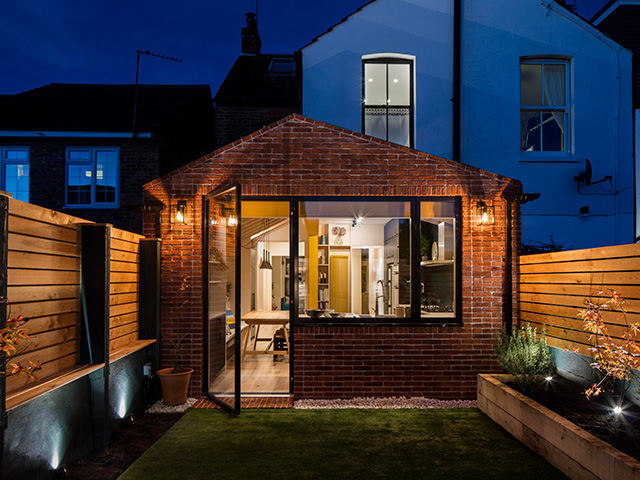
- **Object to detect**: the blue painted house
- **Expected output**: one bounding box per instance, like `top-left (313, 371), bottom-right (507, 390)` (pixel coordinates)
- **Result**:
top-left (301, 0), bottom-right (634, 249)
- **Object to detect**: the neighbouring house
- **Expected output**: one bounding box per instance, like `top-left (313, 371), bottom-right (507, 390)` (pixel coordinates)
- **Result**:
top-left (0, 83), bottom-right (215, 233)
top-left (213, 13), bottom-right (301, 150)
top-left (589, 0), bottom-right (640, 242)
top-left (143, 114), bottom-right (523, 407)
top-left (300, 0), bottom-right (634, 250)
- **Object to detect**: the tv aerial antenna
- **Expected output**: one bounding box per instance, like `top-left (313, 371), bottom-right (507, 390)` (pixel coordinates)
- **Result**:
top-left (132, 50), bottom-right (183, 135)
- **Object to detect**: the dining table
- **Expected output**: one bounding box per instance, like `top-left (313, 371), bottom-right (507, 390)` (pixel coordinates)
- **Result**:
top-left (240, 310), bottom-right (290, 361)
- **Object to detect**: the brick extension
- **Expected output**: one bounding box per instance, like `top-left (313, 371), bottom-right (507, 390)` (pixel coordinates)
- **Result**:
top-left (143, 114), bottom-right (522, 400)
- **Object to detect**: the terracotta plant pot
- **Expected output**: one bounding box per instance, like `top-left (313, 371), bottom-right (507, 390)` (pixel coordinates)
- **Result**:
top-left (157, 367), bottom-right (193, 406)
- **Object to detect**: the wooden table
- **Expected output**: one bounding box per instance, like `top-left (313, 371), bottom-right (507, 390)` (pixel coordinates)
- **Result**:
top-left (241, 311), bottom-right (290, 361)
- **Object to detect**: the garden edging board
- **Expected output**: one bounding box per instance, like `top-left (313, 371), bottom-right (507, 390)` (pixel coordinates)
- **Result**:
top-left (477, 374), bottom-right (640, 480)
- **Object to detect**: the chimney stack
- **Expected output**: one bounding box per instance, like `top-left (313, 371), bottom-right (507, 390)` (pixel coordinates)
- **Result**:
top-left (242, 12), bottom-right (261, 55)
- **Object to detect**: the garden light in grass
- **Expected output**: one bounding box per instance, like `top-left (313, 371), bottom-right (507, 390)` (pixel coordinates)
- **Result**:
top-left (545, 376), bottom-right (553, 382)
top-left (613, 406), bottom-right (623, 415)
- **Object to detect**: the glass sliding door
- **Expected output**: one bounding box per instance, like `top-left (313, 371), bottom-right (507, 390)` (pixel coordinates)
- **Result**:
top-left (204, 186), bottom-right (240, 413)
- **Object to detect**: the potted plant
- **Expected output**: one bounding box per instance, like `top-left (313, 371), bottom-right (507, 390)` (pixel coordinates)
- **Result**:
top-left (156, 332), bottom-right (193, 406)
top-left (156, 276), bottom-right (193, 406)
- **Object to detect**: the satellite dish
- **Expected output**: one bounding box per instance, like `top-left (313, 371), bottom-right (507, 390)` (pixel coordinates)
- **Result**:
top-left (574, 159), bottom-right (592, 186)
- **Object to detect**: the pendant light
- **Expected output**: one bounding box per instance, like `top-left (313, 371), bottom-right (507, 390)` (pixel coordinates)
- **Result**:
top-left (259, 218), bottom-right (273, 270)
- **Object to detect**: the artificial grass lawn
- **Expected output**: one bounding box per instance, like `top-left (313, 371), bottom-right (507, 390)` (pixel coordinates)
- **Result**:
top-left (119, 408), bottom-right (567, 480)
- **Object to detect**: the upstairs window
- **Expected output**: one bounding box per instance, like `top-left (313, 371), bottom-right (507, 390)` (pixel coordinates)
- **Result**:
top-left (0, 147), bottom-right (29, 203)
top-left (363, 58), bottom-right (413, 147)
top-left (65, 147), bottom-right (119, 207)
top-left (520, 59), bottom-right (569, 153)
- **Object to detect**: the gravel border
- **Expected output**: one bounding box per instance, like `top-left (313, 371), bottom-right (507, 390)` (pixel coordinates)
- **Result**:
top-left (146, 398), bottom-right (198, 414)
top-left (294, 397), bottom-right (477, 409)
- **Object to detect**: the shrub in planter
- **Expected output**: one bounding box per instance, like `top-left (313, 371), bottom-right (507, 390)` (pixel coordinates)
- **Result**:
top-left (494, 322), bottom-right (555, 392)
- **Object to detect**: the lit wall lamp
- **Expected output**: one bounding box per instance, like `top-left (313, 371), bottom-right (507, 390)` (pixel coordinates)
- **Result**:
top-left (172, 200), bottom-right (187, 225)
top-left (476, 201), bottom-right (495, 226)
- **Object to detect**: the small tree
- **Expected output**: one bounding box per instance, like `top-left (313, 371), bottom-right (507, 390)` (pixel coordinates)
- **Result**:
top-left (0, 296), bottom-right (41, 383)
top-left (495, 322), bottom-right (555, 391)
top-left (578, 289), bottom-right (640, 399)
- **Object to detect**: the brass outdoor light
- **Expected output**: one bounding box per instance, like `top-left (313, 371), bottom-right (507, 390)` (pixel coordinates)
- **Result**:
top-left (476, 201), bottom-right (495, 226)
top-left (172, 200), bottom-right (187, 225)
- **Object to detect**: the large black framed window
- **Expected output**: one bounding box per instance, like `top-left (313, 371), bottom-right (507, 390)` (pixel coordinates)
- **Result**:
top-left (362, 58), bottom-right (414, 148)
top-left (238, 196), bottom-right (460, 325)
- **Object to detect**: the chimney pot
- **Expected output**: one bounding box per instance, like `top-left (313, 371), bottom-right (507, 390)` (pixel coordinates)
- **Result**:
top-left (242, 12), bottom-right (261, 55)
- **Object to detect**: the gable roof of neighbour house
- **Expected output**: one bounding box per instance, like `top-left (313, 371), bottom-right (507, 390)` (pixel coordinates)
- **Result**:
top-left (301, 0), bottom-right (604, 50)
top-left (213, 54), bottom-right (300, 108)
top-left (591, 0), bottom-right (640, 109)
top-left (0, 83), bottom-right (213, 134)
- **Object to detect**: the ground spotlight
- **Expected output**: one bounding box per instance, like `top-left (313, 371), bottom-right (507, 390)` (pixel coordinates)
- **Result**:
top-left (545, 376), bottom-right (553, 381)
top-left (121, 414), bottom-right (135, 429)
top-left (613, 406), bottom-right (622, 415)
top-left (54, 465), bottom-right (68, 479)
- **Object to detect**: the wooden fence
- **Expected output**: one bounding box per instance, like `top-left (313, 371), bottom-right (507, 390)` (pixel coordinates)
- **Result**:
top-left (3, 197), bottom-right (146, 395)
top-left (110, 228), bottom-right (143, 353)
top-left (518, 243), bottom-right (640, 356)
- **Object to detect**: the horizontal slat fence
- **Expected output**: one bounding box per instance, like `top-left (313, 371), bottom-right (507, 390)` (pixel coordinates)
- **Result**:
top-left (3, 197), bottom-right (148, 395)
top-left (109, 228), bottom-right (143, 352)
top-left (5, 200), bottom-right (85, 393)
top-left (519, 243), bottom-right (640, 356)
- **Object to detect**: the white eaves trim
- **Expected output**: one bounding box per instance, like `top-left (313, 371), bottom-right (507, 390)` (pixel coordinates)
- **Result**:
top-left (0, 131), bottom-right (152, 138)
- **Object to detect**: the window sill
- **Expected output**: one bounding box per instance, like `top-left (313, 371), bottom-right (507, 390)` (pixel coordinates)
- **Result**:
top-left (295, 318), bottom-right (463, 327)
top-left (518, 153), bottom-right (579, 163)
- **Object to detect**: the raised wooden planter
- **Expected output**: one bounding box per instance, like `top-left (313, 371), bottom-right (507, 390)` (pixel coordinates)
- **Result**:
top-left (478, 374), bottom-right (640, 480)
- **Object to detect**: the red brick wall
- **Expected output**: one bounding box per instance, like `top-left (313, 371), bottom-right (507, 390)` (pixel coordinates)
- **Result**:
top-left (4, 137), bottom-right (159, 233)
top-left (143, 114), bottom-right (521, 399)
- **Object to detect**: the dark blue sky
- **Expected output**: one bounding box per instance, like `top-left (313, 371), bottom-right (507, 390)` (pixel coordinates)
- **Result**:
top-left (0, 0), bottom-right (608, 96)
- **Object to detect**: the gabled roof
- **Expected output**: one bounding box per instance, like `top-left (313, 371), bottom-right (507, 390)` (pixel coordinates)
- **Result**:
top-left (0, 83), bottom-right (212, 133)
top-left (213, 54), bottom-right (299, 108)
top-left (301, 1), bottom-right (376, 49)
top-left (146, 113), bottom-right (519, 194)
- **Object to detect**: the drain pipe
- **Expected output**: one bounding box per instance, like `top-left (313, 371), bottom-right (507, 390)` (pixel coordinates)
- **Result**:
top-left (503, 193), bottom-right (540, 334)
top-left (453, 0), bottom-right (461, 162)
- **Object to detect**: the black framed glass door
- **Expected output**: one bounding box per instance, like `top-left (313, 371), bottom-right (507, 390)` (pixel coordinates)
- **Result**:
top-left (204, 185), bottom-right (241, 414)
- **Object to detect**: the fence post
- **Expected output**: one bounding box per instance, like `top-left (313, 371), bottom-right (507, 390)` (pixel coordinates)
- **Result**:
top-left (0, 194), bottom-right (8, 480)
top-left (139, 239), bottom-right (161, 403)
top-left (79, 224), bottom-right (111, 452)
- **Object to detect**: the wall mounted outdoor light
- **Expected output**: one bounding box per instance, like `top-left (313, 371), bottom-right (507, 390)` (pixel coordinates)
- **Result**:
top-left (172, 200), bottom-right (187, 224)
top-left (476, 201), bottom-right (495, 226)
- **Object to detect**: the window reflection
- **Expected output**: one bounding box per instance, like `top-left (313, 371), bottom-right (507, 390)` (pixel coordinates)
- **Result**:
top-left (299, 201), bottom-right (411, 319)
top-left (420, 201), bottom-right (456, 318)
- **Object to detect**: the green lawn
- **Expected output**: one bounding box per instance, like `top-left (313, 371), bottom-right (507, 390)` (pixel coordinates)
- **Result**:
top-left (119, 408), bottom-right (567, 480)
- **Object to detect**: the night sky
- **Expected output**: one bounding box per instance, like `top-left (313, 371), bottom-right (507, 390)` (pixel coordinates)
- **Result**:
top-left (0, 0), bottom-right (609, 96)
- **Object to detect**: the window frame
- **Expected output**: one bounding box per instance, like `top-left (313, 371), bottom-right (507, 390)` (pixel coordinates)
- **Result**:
top-left (241, 195), bottom-right (462, 327)
top-left (65, 146), bottom-right (120, 208)
top-left (361, 56), bottom-right (415, 148)
top-left (0, 146), bottom-right (30, 203)
top-left (519, 57), bottom-right (571, 159)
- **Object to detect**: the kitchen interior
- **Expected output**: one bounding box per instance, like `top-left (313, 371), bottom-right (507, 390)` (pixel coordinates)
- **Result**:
top-left (211, 199), bottom-right (456, 396)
